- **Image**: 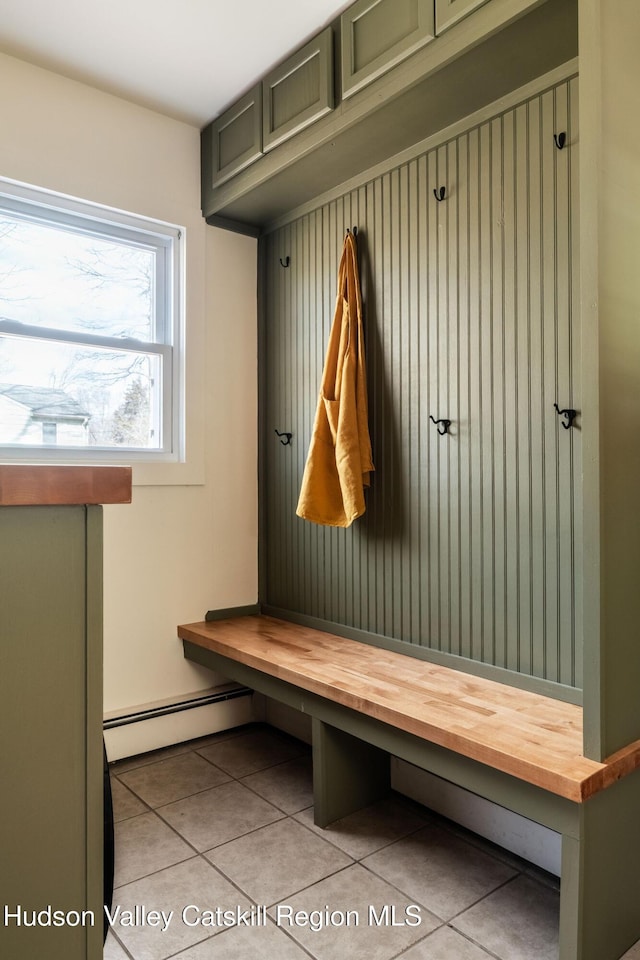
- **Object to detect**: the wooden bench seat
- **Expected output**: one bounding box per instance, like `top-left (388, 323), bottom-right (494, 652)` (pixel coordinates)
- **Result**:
top-left (178, 614), bottom-right (640, 803)
top-left (179, 611), bottom-right (640, 960)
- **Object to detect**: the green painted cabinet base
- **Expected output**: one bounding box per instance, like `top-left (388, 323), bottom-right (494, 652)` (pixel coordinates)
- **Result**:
top-left (312, 717), bottom-right (390, 827)
top-left (0, 506), bottom-right (103, 960)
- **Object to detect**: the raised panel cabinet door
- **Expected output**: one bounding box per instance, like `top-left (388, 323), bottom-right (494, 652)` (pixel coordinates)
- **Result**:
top-left (262, 28), bottom-right (334, 152)
top-left (0, 505), bottom-right (103, 960)
top-left (341, 0), bottom-right (435, 99)
top-left (205, 84), bottom-right (262, 189)
top-left (435, 0), bottom-right (491, 34)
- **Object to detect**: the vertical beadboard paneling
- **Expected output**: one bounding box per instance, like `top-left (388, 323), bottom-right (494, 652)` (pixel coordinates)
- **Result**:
top-left (514, 99), bottom-right (533, 676)
top-left (261, 76), bottom-right (582, 690)
top-left (456, 132), bottom-right (472, 661)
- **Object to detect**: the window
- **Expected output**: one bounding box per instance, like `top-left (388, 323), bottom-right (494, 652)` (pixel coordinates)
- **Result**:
top-left (0, 180), bottom-right (183, 463)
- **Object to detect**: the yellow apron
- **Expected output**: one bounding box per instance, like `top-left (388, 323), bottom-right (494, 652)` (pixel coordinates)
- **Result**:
top-left (296, 231), bottom-right (374, 527)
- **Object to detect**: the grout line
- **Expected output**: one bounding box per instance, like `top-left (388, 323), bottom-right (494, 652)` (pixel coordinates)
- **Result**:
top-left (109, 727), bottom-right (563, 960)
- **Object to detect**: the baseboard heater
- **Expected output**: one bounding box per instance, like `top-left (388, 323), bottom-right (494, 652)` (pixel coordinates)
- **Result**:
top-left (103, 686), bottom-right (252, 730)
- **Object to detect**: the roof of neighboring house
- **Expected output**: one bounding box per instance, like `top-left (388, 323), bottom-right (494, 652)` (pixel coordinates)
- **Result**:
top-left (0, 383), bottom-right (90, 421)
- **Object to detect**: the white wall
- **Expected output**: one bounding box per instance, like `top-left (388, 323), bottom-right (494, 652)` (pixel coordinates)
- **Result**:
top-left (0, 53), bottom-right (259, 734)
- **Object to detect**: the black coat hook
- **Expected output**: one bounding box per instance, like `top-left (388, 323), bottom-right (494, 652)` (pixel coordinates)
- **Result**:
top-left (275, 429), bottom-right (292, 445)
top-left (346, 226), bottom-right (358, 236)
top-left (433, 186), bottom-right (446, 202)
top-left (279, 256), bottom-right (290, 268)
top-left (430, 416), bottom-right (451, 435)
top-left (554, 403), bottom-right (577, 429)
top-left (554, 132), bottom-right (566, 150)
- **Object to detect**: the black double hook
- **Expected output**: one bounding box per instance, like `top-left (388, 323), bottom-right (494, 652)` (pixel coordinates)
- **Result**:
top-left (554, 132), bottom-right (567, 150)
top-left (279, 256), bottom-right (290, 268)
top-left (554, 403), bottom-right (577, 429)
top-left (430, 416), bottom-right (451, 435)
top-left (433, 186), bottom-right (446, 202)
top-left (275, 429), bottom-right (292, 445)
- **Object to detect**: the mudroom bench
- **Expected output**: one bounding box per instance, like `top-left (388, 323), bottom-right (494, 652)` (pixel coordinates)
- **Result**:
top-left (178, 612), bottom-right (640, 960)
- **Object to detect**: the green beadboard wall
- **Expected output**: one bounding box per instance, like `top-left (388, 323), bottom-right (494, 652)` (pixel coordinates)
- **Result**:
top-left (260, 73), bottom-right (582, 693)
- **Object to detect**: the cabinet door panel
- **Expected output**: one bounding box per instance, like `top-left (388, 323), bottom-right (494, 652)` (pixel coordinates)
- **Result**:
top-left (263, 28), bottom-right (333, 152)
top-left (341, 0), bottom-right (434, 98)
top-left (207, 85), bottom-right (262, 188)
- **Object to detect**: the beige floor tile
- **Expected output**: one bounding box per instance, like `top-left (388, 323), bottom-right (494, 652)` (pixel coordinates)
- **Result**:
top-left (399, 925), bottom-right (495, 959)
top-left (111, 776), bottom-right (148, 821)
top-left (196, 728), bottom-right (306, 778)
top-left (114, 812), bottom-right (194, 886)
top-left (241, 755), bottom-right (313, 813)
top-left (622, 940), bottom-right (640, 958)
top-left (157, 780), bottom-right (284, 851)
top-left (110, 741), bottom-right (193, 774)
top-left (363, 823), bottom-right (516, 921)
top-left (451, 875), bottom-right (559, 960)
top-left (104, 930), bottom-right (131, 959)
top-left (119, 752), bottom-right (231, 807)
top-left (187, 725), bottom-right (256, 749)
top-left (267, 863), bottom-right (440, 960)
top-left (170, 918), bottom-right (313, 958)
top-left (111, 857), bottom-right (251, 960)
top-left (293, 795), bottom-right (429, 860)
top-left (205, 817), bottom-right (353, 904)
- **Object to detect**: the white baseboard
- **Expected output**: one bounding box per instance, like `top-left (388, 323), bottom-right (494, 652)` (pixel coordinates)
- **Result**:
top-left (392, 759), bottom-right (561, 876)
top-left (103, 687), bottom-right (254, 761)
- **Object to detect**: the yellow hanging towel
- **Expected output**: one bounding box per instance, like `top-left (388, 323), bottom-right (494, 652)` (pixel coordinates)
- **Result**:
top-left (296, 230), bottom-right (374, 527)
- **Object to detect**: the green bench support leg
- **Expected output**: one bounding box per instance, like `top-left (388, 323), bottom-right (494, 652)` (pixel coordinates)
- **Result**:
top-left (560, 768), bottom-right (640, 960)
top-left (312, 717), bottom-right (391, 828)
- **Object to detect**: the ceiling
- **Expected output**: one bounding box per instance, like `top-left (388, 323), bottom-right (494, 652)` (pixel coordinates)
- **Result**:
top-left (0, 0), bottom-right (352, 127)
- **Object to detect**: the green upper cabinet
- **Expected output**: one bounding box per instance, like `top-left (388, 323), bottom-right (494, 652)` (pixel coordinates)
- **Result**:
top-left (262, 28), bottom-right (334, 152)
top-left (205, 84), bottom-right (262, 188)
top-left (340, 0), bottom-right (435, 99)
top-left (435, 0), bottom-right (491, 33)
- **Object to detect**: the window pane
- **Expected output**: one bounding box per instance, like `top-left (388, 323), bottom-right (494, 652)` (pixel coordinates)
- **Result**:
top-left (0, 213), bottom-right (155, 341)
top-left (0, 335), bottom-right (162, 449)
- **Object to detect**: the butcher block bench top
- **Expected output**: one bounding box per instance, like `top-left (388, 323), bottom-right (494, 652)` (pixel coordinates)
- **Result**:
top-left (178, 614), bottom-right (640, 803)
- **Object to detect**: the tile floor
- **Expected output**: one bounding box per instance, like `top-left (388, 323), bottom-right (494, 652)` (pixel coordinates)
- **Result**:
top-left (105, 723), bottom-right (640, 960)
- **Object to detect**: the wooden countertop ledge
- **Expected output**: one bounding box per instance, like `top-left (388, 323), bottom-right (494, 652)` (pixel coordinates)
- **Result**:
top-left (179, 614), bottom-right (640, 803)
top-left (0, 465), bottom-right (132, 505)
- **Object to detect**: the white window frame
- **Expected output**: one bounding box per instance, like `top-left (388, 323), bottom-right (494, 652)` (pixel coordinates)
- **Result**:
top-left (0, 179), bottom-right (184, 465)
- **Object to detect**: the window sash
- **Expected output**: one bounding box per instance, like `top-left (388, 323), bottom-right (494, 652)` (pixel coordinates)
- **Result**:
top-left (0, 180), bottom-right (182, 463)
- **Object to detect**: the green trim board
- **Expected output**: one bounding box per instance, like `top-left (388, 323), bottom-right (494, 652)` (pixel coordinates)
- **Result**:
top-left (262, 28), bottom-right (334, 152)
top-left (578, 0), bottom-right (640, 762)
top-left (205, 604), bottom-right (261, 621)
top-left (340, 0), bottom-right (435, 98)
top-left (435, 0), bottom-right (492, 34)
top-left (85, 506), bottom-right (104, 960)
top-left (204, 213), bottom-right (261, 238)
